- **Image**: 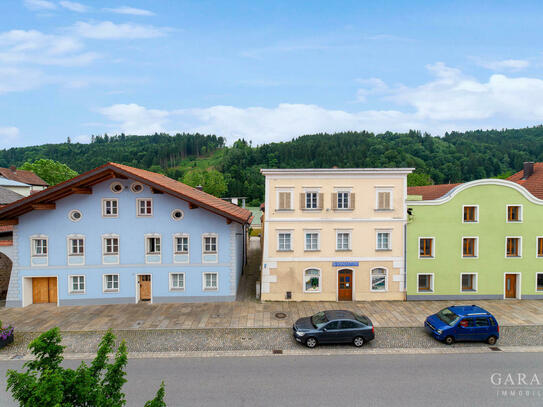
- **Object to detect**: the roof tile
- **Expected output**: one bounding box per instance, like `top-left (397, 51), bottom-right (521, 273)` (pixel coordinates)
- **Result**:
top-left (407, 183), bottom-right (462, 200)
top-left (0, 167), bottom-right (48, 186)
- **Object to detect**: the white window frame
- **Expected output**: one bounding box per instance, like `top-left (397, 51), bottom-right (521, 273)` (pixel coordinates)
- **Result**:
top-left (136, 198), bottom-right (153, 217)
top-left (462, 205), bottom-right (479, 223)
top-left (102, 234), bottom-right (120, 264)
top-left (336, 191), bottom-right (351, 210)
top-left (130, 182), bottom-right (144, 193)
top-left (277, 231), bottom-right (293, 252)
top-left (505, 236), bottom-right (522, 258)
top-left (173, 234), bottom-right (190, 263)
top-left (460, 273), bottom-right (478, 292)
top-left (536, 272), bottom-right (543, 292)
top-left (169, 272), bottom-right (186, 291)
top-left (171, 209), bottom-right (184, 221)
top-left (202, 272), bottom-right (218, 291)
top-left (304, 230), bottom-right (320, 251)
top-left (375, 187), bottom-right (394, 210)
top-left (30, 235), bottom-right (48, 266)
top-left (461, 236), bottom-right (479, 259)
top-left (376, 230), bottom-right (392, 251)
top-left (336, 230), bottom-right (352, 251)
top-left (67, 234), bottom-right (85, 265)
top-left (276, 188), bottom-right (294, 211)
top-left (506, 204), bottom-right (523, 223)
top-left (303, 268), bottom-right (322, 293)
top-left (202, 233), bottom-right (218, 264)
top-left (304, 191), bottom-right (319, 210)
top-left (146, 235), bottom-right (162, 255)
top-left (110, 181), bottom-right (124, 193)
top-left (417, 273), bottom-right (434, 293)
top-left (68, 209), bottom-right (83, 222)
top-left (536, 236), bottom-right (543, 258)
top-left (103, 274), bottom-right (120, 293)
top-left (68, 275), bottom-right (86, 294)
top-left (102, 198), bottom-right (119, 218)
top-left (418, 237), bottom-right (435, 259)
top-left (370, 267), bottom-right (388, 292)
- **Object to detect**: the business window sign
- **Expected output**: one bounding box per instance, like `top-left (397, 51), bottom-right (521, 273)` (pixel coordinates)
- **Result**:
top-left (332, 261), bottom-right (359, 267)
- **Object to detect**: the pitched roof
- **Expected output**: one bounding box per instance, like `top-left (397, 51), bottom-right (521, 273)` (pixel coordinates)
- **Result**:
top-left (507, 163), bottom-right (543, 199)
top-left (0, 178), bottom-right (30, 187)
top-left (0, 162), bottom-right (252, 225)
top-left (407, 183), bottom-right (462, 200)
top-left (0, 167), bottom-right (48, 186)
top-left (0, 187), bottom-right (23, 205)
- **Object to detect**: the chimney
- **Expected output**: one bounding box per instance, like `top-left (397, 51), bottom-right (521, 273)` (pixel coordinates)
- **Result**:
top-left (196, 185), bottom-right (203, 191)
top-left (523, 162), bottom-right (534, 179)
top-left (9, 165), bottom-right (16, 172)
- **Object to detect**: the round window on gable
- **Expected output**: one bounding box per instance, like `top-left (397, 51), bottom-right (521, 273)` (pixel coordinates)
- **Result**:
top-left (69, 210), bottom-right (82, 222)
top-left (130, 182), bottom-right (144, 193)
top-left (110, 182), bottom-right (124, 193)
top-left (171, 209), bottom-right (184, 221)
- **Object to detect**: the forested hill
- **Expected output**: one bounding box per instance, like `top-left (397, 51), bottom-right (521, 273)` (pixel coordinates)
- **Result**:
top-left (2, 126), bottom-right (543, 205)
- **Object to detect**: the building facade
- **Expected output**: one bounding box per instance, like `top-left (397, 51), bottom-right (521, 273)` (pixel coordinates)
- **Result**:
top-left (0, 166), bottom-right (48, 196)
top-left (0, 163), bottom-right (252, 307)
top-left (260, 168), bottom-right (413, 301)
top-left (406, 176), bottom-right (543, 300)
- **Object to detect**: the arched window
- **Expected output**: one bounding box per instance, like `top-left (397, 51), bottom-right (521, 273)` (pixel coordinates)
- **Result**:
top-left (371, 268), bottom-right (387, 292)
top-left (304, 268), bottom-right (321, 293)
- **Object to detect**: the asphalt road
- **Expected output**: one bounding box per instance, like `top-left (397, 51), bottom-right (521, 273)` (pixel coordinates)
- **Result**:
top-left (1, 352), bottom-right (542, 406)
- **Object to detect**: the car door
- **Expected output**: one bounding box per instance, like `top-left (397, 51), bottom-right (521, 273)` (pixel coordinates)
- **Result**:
top-left (339, 320), bottom-right (361, 343)
top-left (319, 321), bottom-right (342, 343)
top-left (456, 318), bottom-right (475, 341)
top-left (472, 317), bottom-right (490, 341)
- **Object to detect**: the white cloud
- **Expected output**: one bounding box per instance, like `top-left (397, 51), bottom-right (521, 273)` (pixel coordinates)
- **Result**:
top-left (59, 1), bottom-right (89, 12)
top-left (0, 127), bottom-right (21, 147)
top-left (23, 0), bottom-right (56, 11)
top-left (103, 6), bottom-right (155, 16)
top-left (0, 29), bottom-right (99, 66)
top-left (98, 104), bottom-right (169, 134)
top-left (0, 67), bottom-right (48, 93)
top-left (71, 21), bottom-right (166, 39)
top-left (477, 58), bottom-right (530, 71)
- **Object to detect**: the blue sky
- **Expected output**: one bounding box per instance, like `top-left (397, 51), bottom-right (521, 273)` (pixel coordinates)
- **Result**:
top-left (1, 0), bottom-right (543, 148)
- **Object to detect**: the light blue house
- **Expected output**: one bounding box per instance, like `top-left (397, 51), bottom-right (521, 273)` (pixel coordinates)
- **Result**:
top-left (0, 163), bottom-right (252, 307)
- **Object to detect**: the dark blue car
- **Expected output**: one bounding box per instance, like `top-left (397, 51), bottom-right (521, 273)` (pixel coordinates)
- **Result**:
top-left (424, 305), bottom-right (499, 345)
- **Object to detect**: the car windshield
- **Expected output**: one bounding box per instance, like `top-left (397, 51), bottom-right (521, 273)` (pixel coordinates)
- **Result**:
top-left (311, 311), bottom-right (328, 329)
top-left (436, 308), bottom-right (461, 326)
top-left (355, 314), bottom-right (370, 326)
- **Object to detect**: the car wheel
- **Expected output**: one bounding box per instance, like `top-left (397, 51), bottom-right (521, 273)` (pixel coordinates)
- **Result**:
top-left (305, 337), bottom-right (318, 348)
top-left (353, 336), bottom-right (365, 347)
top-left (444, 336), bottom-right (455, 345)
top-left (487, 336), bottom-right (498, 345)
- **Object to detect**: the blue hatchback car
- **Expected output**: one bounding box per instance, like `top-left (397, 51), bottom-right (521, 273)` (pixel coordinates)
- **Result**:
top-left (424, 305), bottom-right (499, 345)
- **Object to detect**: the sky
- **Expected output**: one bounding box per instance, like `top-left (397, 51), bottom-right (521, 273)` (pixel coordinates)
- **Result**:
top-left (1, 0), bottom-right (543, 148)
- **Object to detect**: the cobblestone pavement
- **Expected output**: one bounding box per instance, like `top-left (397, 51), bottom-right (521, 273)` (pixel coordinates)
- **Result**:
top-left (3, 237), bottom-right (543, 331)
top-left (1, 325), bottom-right (542, 358)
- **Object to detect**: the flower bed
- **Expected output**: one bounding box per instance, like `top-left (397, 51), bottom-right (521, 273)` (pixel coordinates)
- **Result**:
top-left (0, 323), bottom-right (14, 349)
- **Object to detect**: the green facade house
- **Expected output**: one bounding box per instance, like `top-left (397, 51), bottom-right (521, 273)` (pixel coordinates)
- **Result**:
top-left (406, 162), bottom-right (543, 300)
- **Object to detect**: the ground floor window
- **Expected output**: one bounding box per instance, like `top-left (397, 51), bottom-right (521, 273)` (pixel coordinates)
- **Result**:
top-left (418, 274), bottom-right (433, 292)
top-left (371, 268), bottom-right (387, 291)
top-left (170, 273), bottom-right (185, 290)
top-left (304, 268), bottom-right (321, 292)
top-left (69, 275), bottom-right (85, 293)
top-left (103, 274), bottom-right (119, 292)
top-left (537, 273), bottom-right (543, 292)
top-left (203, 272), bottom-right (218, 291)
top-left (461, 273), bottom-right (476, 291)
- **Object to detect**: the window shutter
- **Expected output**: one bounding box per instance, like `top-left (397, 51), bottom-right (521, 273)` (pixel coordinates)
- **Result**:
top-left (300, 193), bottom-right (305, 210)
top-left (278, 192), bottom-right (284, 209)
top-left (285, 192), bottom-right (291, 209)
top-left (332, 193), bottom-right (338, 209)
top-left (318, 193), bottom-right (323, 209)
top-left (350, 193), bottom-right (355, 209)
top-left (385, 192), bottom-right (391, 209)
top-left (377, 192), bottom-right (384, 209)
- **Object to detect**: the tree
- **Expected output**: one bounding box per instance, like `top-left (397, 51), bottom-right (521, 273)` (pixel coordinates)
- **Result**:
top-left (6, 328), bottom-right (166, 407)
top-left (182, 169), bottom-right (227, 197)
top-left (20, 159), bottom-right (78, 186)
top-left (407, 172), bottom-right (433, 187)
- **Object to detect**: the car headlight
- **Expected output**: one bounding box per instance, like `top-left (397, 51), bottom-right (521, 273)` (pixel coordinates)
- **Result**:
top-left (436, 329), bottom-right (443, 335)
top-left (295, 331), bottom-right (306, 337)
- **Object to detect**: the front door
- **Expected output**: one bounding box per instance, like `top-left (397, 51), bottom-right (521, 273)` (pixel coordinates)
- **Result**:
top-left (32, 277), bottom-right (57, 304)
top-left (338, 269), bottom-right (353, 301)
top-left (505, 274), bottom-right (517, 298)
top-left (138, 275), bottom-right (151, 302)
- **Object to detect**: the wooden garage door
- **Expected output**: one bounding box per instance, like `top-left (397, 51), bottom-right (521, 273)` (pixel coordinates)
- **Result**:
top-left (32, 277), bottom-right (57, 304)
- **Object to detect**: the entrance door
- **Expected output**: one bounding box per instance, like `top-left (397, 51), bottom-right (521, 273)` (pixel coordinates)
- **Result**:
top-left (505, 274), bottom-right (517, 298)
top-left (338, 269), bottom-right (353, 301)
top-left (138, 275), bottom-right (151, 302)
top-left (32, 277), bottom-right (57, 304)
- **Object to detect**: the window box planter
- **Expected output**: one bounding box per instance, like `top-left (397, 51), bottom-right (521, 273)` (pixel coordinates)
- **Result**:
top-left (0, 325), bottom-right (14, 350)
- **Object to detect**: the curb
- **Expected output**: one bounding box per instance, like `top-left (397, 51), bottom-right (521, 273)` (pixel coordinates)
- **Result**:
top-left (2, 346), bottom-right (543, 361)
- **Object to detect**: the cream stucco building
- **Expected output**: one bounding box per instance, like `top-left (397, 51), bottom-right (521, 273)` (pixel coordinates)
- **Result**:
top-left (260, 168), bottom-right (413, 301)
